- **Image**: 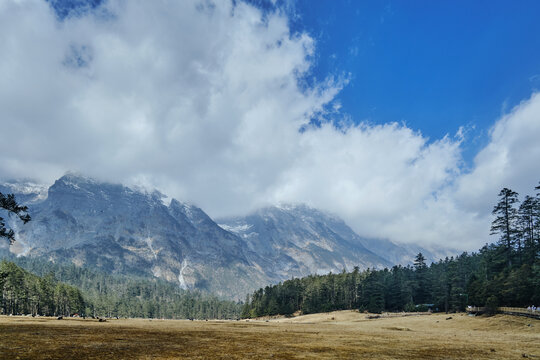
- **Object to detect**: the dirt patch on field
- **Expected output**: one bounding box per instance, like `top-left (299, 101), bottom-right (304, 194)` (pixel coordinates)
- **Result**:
top-left (382, 326), bottom-right (412, 331)
top-left (0, 313), bottom-right (538, 359)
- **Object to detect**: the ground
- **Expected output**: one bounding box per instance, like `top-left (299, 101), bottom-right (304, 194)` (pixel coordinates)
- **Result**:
top-left (0, 311), bottom-right (538, 359)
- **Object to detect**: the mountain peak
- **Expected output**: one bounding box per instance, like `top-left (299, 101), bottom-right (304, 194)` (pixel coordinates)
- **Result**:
top-left (257, 203), bottom-right (342, 224)
top-left (51, 173), bottom-right (101, 193)
top-left (58, 172), bottom-right (96, 184)
top-left (171, 201), bottom-right (212, 226)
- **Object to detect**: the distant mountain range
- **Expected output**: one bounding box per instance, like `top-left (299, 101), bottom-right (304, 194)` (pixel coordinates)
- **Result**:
top-left (0, 174), bottom-right (455, 300)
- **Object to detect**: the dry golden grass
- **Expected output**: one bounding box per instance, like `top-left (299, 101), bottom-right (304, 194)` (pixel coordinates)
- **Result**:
top-left (0, 311), bottom-right (538, 359)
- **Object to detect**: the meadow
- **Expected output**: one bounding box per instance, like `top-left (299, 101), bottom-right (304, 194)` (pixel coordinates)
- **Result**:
top-left (0, 311), bottom-right (538, 359)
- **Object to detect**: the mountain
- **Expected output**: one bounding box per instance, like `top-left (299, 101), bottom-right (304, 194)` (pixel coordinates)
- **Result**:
top-left (2, 174), bottom-right (270, 299)
top-left (217, 204), bottom-right (448, 275)
top-left (217, 205), bottom-right (392, 278)
top-left (0, 180), bottom-right (48, 204)
top-left (1, 175), bottom-right (455, 299)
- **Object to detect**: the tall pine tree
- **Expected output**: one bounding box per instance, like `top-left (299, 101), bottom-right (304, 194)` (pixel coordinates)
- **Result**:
top-left (518, 195), bottom-right (539, 265)
top-left (490, 188), bottom-right (519, 267)
top-left (413, 253), bottom-right (430, 305)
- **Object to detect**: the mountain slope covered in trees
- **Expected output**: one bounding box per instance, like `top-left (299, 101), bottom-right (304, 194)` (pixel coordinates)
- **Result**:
top-left (1, 174), bottom-right (449, 300)
top-left (241, 183), bottom-right (540, 317)
top-left (1, 174), bottom-right (274, 300)
top-left (218, 205), bottom-right (450, 278)
top-left (0, 257), bottom-right (242, 319)
top-left (0, 259), bottom-right (85, 317)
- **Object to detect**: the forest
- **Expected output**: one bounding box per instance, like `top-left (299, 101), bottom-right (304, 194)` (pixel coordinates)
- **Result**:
top-left (0, 191), bottom-right (243, 319)
top-left (241, 183), bottom-right (540, 318)
top-left (0, 260), bottom-right (85, 317)
top-left (1, 183), bottom-right (538, 319)
top-left (0, 258), bottom-right (241, 319)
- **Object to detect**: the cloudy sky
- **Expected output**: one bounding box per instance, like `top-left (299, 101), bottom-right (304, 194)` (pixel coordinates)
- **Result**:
top-left (1, 0), bottom-right (539, 251)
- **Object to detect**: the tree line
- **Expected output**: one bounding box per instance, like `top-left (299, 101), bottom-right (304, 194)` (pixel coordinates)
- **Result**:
top-left (1, 189), bottom-right (242, 319)
top-left (1, 256), bottom-right (242, 319)
top-left (241, 183), bottom-right (540, 318)
top-left (0, 260), bottom-right (85, 316)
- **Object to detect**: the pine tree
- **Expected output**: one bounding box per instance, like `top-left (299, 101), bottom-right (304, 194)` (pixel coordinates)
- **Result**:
top-left (413, 253), bottom-right (430, 305)
top-left (0, 192), bottom-right (31, 244)
top-left (518, 196), bottom-right (539, 265)
top-left (534, 183), bottom-right (540, 255)
top-left (490, 188), bottom-right (519, 267)
top-left (363, 270), bottom-right (384, 313)
top-left (386, 266), bottom-right (405, 311)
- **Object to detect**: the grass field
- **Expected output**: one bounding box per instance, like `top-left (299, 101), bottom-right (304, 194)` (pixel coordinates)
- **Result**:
top-left (0, 311), bottom-right (538, 359)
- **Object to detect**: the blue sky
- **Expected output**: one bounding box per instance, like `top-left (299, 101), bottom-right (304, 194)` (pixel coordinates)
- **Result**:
top-left (2, 0), bottom-right (539, 249)
top-left (286, 0), bottom-right (540, 161)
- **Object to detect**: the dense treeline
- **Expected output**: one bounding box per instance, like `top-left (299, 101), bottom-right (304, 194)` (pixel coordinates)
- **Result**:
top-left (1, 190), bottom-right (241, 320)
top-left (0, 260), bottom-right (85, 316)
top-left (242, 183), bottom-right (540, 318)
top-left (1, 257), bottom-right (241, 319)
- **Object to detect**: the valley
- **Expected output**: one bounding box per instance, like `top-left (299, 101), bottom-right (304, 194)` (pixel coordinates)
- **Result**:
top-left (1, 175), bottom-right (450, 300)
top-left (0, 311), bottom-right (538, 359)
top-left (1, 1), bottom-right (539, 359)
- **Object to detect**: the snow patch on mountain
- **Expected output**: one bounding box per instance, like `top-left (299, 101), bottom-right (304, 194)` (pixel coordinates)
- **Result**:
top-left (218, 223), bottom-right (252, 233)
top-left (7, 220), bottom-right (32, 257)
top-left (152, 266), bottom-right (162, 278)
top-left (144, 237), bottom-right (158, 260)
top-left (178, 259), bottom-right (189, 290)
top-left (2, 174), bottom-right (458, 300)
top-left (1, 181), bottom-right (49, 202)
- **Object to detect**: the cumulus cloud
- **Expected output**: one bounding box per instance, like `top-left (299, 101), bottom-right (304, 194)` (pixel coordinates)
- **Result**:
top-left (455, 94), bottom-right (540, 214)
top-left (0, 0), bottom-right (333, 200)
top-left (0, 0), bottom-right (538, 251)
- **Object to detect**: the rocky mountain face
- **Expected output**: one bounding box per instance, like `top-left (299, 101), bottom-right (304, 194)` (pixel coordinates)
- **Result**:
top-left (217, 205), bottom-right (392, 278)
top-left (2, 175), bottom-right (270, 299)
top-left (1, 175), bottom-right (453, 300)
top-left (217, 205), bottom-right (447, 276)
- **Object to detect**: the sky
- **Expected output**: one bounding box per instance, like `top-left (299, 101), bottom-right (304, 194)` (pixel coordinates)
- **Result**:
top-left (0, 0), bottom-right (539, 251)
top-left (286, 0), bottom-right (540, 161)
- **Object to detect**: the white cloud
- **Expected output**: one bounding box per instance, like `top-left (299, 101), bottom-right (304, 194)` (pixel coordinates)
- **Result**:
top-left (455, 93), bottom-right (540, 213)
top-left (0, 0), bottom-right (539, 251)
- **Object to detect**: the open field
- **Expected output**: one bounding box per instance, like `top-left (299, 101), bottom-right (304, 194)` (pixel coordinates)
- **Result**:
top-left (0, 311), bottom-right (538, 359)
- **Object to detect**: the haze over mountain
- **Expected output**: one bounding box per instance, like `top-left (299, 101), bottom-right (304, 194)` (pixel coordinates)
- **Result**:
top-left (217, 205), bottom-right (449, 276)
top-left (1, 174), bottom-right (454, 299)
top-left (1, 0), bottom-right (539, 254)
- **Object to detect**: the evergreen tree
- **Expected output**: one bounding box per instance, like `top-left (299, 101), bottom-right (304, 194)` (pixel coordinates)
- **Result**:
top-left (413, 253), bottom-right (430, 305)
top-left (431, 258), bottom-right (450, 312)
top-left (490, 188), bottom-right (519, 267)
top-left (3, 257), bottom-right (242, 319)
top-left (362, 270), bottom-right (385, 313)
top-left (518, 196), bottom-right (539, 265)
top-left (0, 193), bottom-right (31, 244)
top-left (534, 183), bottom-right (540, 255)
top-left (385, 266), bottom-right (404, 311)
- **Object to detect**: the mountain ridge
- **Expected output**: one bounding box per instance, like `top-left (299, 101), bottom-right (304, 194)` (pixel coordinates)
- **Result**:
top-left (1, 174), bottom-right (456, 299)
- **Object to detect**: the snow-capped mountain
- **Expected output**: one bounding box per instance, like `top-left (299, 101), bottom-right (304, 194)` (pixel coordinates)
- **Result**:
top-left (3, 174), bottom-right (269, 299)
top-left (218, 205), bottom-right (392, 277)
top-left (1, 175), bottom-right (455, 299)
top-left (0, 180), bottom-right (48, 204)
top-left (217, 204), bottom-right (448, 276)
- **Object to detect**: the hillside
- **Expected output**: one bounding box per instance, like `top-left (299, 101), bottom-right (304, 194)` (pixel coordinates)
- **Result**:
top-left (241, 184), bottom-right (540, 318)
top-left (2, 175), bottom-right (268, 299)
top-left (0, 259), bottom-right (241, 319)
top-left (0, 175), bottom-right (452, 299)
